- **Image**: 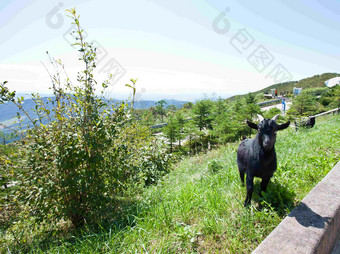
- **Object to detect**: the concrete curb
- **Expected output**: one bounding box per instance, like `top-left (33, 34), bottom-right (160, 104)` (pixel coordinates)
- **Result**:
top-left (253, 161), bottom-right (340, 254)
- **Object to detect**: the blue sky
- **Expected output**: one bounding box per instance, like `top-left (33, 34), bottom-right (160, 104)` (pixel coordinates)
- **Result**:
top-left (0, 0), bottom-right (339, 101)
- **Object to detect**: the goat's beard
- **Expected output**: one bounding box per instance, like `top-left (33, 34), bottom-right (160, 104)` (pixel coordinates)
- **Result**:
top-left (263, 145), bottom-right (273, 152)
top-left (262, 141), bottom-right (274, 152)
top-left (260, 136), bottom-right (276, 152)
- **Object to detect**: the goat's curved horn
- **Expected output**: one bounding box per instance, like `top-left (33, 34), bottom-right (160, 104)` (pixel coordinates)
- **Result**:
top-left (257, 114), bottom-right (264, 122)
top-left (272, 114), bottom-right (280, 122)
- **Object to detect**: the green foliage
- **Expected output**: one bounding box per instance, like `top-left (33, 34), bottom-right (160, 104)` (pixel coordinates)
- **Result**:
top-left (301, 87), bottom-right (329, 97)
top-left (167, 104), bottom-right (177, 114)
top-left (263, 107), bottom-right (282, 119)
top-left (183, 101), bottom-right (194, 109)
top-left (245, 92), bottom-right (257, 104)
top-left (11, 9), bottom-right (127, 228)
top-left (0, 142), bottom-right (21, 238)
top-left (155, 100), bottom-right (167, 122)
top-left (0, 81), bottom-right (15, 103)
top-left (232, 96), bottom-right (246, 115)
top-left (183, 120), bottom-right (199, 155)
top-left (320, 85), bottom-right (340, 109)
top-left (193, 99), bottom-right (213, 131)
top-left (285, 85), bottom-right (339, 119)
top-left (174, 111), bottom-right (185, 147)
top-left (13, 116), bottom-right (338, 253)
top-left (214, 97), bottom-right (227, 116)
top-left (0, 8), bottom-right (172, 239)
top-left (139, 108), bottom-right (156, 126)
top-left (295, 73), bottom-right (338, 88)
top-left (213, 97), bottom-right (251, 143)
top-left (114, 123), bottom-right (172, 187)
top-left (212, 110), bottom-right (243, 143)
top-left (244, 93), bottom-right (261, 120)
top-left (329, 85), bottom-right (340, 108)
top-left (163, 115), bottom-right (178, 152)
top-left (207, 159), bottom-right (223, 174)
top-left (136, 84), bottom-right (338, 157)
top-left (0, 130), bottom-right (17, 145)
top-left (125, 78), bottom-right (138, 108)
top-left (288, 90), bottom-right (317, 117)
top-left (174, 96), bottom-right (253, 153)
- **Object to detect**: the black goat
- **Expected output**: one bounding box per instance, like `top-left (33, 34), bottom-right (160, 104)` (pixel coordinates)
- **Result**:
top-left (237, 115), bottom-right (290, 206)
top-left (294, 117), bottom-right (315, 131)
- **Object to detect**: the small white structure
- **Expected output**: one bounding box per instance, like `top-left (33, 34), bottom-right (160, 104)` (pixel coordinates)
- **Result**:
top-left (325, 77), bottom-right (340, 88)
top-left (270, 89), bottom-right (276, 97)
top-left (293, 87), bottom-right (302, 95)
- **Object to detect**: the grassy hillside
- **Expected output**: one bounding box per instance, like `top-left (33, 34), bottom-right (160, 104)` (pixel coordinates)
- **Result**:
top-left (14, 115), bottom-right (339, 253)
top-left (227, 72), bottom-right (340, 101)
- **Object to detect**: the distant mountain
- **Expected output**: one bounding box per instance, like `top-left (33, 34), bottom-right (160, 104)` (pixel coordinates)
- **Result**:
top-left (0, 97), bottom-right (189, 128)
top-left (0, 97), bottom-right (52, 123)
top-left (134, 99), bottom-right (189, 109)
top-left (226, 73), bottom-right (340, 101)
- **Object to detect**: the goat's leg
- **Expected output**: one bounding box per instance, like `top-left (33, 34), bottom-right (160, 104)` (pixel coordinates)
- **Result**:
top-left (239, 169), bottom-right (245, 183)
top-left (259, 177), bottom-right (270, 197)
top-left (244, 175), bottom-right (254, 207)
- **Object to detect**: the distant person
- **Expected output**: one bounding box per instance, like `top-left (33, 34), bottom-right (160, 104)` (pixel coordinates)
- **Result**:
top-left (282, 98), bottom-right (286, 113)
top-left (275, 89), bottom-right (278, 97)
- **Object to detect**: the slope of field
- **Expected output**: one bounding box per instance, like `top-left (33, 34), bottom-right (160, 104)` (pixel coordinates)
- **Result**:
top-left (22, 115), bottom-right (339, 254)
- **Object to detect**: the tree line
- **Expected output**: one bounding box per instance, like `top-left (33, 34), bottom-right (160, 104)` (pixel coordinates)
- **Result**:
top-left (132, 85), bottom-right (339, 155)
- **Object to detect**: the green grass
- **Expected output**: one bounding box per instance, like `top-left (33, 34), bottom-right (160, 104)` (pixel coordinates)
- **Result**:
top-left (3, 115), bottom-right (340, 253)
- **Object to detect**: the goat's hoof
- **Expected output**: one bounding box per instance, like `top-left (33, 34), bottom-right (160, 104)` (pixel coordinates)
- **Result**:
top-left (244, 202), bottom-right (251, 207)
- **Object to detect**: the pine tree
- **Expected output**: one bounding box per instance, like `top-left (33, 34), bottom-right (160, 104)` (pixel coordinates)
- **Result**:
top-left (193, 99), bottom-right (213, 131)
top-left (163, 115), bottom-right (178, 152)
top-left (156, 100), bottom-right (167, 122)
top-left (290, 91), bottom-right (316, 117)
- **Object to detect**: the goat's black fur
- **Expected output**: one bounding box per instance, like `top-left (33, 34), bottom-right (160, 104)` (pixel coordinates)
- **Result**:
top-left (237, 117), bottom-right (290, 206)
top-left (295, 117), bottom-right (315, 131)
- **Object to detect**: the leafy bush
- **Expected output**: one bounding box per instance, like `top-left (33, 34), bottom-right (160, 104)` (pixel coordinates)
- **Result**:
top-left (302, 87), bottom-right (329, 96)
top-left (320, 85), bottom-right (340, 109)
top-left (212, 111), bottom-right (244, 143)
top-left (0, 143), bottom-right (21, 237)
top-left (263, 107), bottom-right (282, 119)
top-left (0, 9), bottom-right (172, 232)
top-left (287, 90), bottom-right (317, 117)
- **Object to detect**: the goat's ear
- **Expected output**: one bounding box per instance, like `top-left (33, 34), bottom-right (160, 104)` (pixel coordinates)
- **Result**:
top-left (246, 120), bottom-right (258, 130)
top-left (278, 121), bottom-right (290, 130)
